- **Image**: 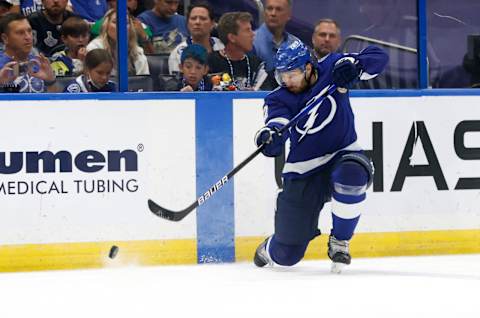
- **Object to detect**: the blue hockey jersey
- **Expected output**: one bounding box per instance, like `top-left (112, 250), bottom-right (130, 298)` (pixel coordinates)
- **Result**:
top-left (263, 46), bottom-right (388, 179)
top-left (69, 0), bottom-right (107, 22)
top-left (8, 0), bottom-right (43, 16)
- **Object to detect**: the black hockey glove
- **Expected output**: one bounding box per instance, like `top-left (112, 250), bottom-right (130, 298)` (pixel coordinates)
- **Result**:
top-left (332, 57), bottom-right (362, 89)
top-left (255, 125), bottom-right (284, 157)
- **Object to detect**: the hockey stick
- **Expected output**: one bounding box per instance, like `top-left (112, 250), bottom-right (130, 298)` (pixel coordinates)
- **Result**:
top-left (148, 84), bottom-right (338, 221)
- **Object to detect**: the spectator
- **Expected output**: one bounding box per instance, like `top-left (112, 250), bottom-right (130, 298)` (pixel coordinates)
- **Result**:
top-left (127, 0), bottom-right (146, 17)
top-left (164, 43), bottom-right (211, 91)
top-left (87, 8), bottom-right (149, 76)
top-left (168, 1), bottom-right (223, 75)
top-left (0, 1), bottom-right (12, 51)
top-left (208, 12), bottom-right (269, 91)
top-left (5, 0), bottom-right (42, 17)
top-left (253, 0), bottom-right (298, 72)
top-left (50, 16), bottom-right (89, 76)
top-left (0, 1), bottom-right (12, 16)
top-left (137, 0), bottom-right (187, 54)
top-left (28, 0), bottom-right (76, 57)
top-left (0, 13), bottom-right (56, 92)
top-left (311, 18), bottom-right (341, 61)
top-left (69, 0), bottom-right (107, 23)
top-left (64, 48), bottom-right (116, 92)
top-left (91, 0), bottom-right (154, 54)
top-left (106, 0), bottom-right (114, 10)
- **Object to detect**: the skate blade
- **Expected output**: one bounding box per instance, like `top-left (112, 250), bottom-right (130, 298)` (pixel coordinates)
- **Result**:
top-left (330, 262), bottom-right (346, 274)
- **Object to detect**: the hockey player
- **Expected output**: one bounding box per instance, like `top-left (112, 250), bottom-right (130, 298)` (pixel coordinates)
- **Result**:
top-left (253, 39), bottom-right (388, 273)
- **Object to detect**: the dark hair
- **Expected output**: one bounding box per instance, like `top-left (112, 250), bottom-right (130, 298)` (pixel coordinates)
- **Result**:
top-left (85, 48), bottom-right (114, 70)
top-left (181, 43), bottom-right (208, 65)
top-left (0, 1), bottom-right (12, 10)
top-left (61, 16), bottom-right (90, 37)
top-left (217, 12), bottom-right (252, 45)
top-left (0, 13), bottom-right (27, 35)
top-left (186, 1), bottom-right (214, 21)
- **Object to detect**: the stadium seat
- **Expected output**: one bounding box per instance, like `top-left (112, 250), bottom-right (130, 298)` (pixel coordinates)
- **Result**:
top-left (56, 75), bottom-right (154, 92)
top-left (146, 54), bottom-right (170, 76)
top-left (128, 75), bottom-right (154, 92)
top-left (56, 76), bottom-right (77, 91)
top-left (146, 54), bottom-right (171, 91)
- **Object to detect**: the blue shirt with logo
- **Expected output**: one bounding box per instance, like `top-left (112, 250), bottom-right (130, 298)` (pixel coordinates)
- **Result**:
top-left (8, 0), bottom-right (43, 16)
top-left (69, 0), bottom-right (107, 22)
top-left (0, 53), bottom-right (45, 93)
top-left (137, 11), bottom-right (188, 54)
top-left (63, 75), bottom-right (116, 93)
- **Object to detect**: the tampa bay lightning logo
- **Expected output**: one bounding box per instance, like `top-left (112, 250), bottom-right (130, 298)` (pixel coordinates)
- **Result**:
top-left (14, 74), bottom-right (44, 93)
top-left (296, 89), bottom-right (337, 142)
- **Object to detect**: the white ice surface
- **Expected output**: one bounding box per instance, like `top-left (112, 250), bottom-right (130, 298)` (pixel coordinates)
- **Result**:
top-left (1, 254), bottom-right (479, 318)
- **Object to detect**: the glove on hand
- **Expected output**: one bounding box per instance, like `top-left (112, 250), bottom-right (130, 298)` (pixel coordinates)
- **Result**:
top-left (254, 125), bottom-right (284, 157)
top-left (332, 57), bottom-right (361, 89)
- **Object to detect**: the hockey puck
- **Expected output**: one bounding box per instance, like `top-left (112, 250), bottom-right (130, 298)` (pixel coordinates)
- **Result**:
top-left (109, 245), bottom-right (119, 259)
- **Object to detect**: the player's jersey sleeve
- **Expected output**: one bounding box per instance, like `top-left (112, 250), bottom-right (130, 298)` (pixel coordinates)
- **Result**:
top-left (263, 89), bottom-right (293, 129)
top-left (348, 46), bottom-right (389, 80)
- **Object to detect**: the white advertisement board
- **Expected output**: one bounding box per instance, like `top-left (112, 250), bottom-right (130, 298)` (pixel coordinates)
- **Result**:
top-left (1, 95), bottom-right (479, 248)
top-left (233, 95), bottom-right (480, 237)
top-left (0, 99), bottom-right (197, 244)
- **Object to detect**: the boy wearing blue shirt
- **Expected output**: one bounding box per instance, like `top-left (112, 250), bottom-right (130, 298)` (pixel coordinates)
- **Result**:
top-left (164, 43), bottom-right (212, 91)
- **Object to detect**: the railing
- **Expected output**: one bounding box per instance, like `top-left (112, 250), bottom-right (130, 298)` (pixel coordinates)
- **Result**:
top-left (342, 35), bottom-right (417, 54)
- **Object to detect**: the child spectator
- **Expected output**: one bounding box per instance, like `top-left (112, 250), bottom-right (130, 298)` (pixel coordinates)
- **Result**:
top-left (164, 43), bottom-right (212, 91)
top-left (50, 16), bottom-right (89, 76)
top-left (63, 48), bottom-right (116, 92)
top-left (87, 8), bottom-right (149, 76)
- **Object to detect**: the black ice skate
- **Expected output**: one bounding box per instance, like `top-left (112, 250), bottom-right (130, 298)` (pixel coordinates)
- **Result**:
top-left (328, 234), bottom-right (351, 274)
top-left (253, 237), bottom-right (274, 267)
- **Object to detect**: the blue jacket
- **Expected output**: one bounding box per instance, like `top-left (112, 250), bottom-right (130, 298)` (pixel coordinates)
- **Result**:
top-left (263, 46), bottom-right (389, 179)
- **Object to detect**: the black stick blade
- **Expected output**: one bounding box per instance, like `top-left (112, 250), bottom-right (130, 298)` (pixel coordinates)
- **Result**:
top-left (147, 199), bottom-right (194, 222)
